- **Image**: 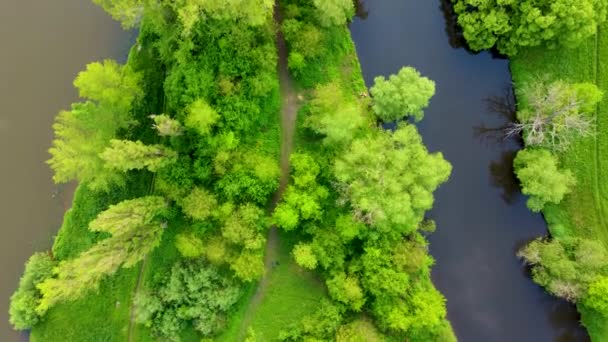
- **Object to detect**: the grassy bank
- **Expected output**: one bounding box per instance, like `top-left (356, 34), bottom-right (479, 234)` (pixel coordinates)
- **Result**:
top-left (511, 25), bottom-right (608, 341)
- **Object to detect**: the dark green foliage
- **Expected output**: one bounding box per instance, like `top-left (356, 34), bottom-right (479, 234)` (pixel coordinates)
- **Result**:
top-left (9, 253), bottom-right (55, 330)
top-left (135, 259), bottom-right (243, 340)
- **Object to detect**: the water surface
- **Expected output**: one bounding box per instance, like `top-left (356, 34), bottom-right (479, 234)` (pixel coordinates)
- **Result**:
top-left (0, 1), bottom-right (132, 340)
top-left (350, 1), bottom-right (589, 341)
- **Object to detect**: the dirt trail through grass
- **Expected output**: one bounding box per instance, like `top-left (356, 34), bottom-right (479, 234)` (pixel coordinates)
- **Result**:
top-left (236, 2), bottom-right (299, 339)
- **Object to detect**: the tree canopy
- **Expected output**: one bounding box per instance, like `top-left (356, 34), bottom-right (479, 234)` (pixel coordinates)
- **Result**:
top-left (334, 124), bottom-right (451, 236)
top-left (514, 148), bottom-right (576, 212)
top-left (452, 0), bottom-right (608, 55)
top-left (37, 196), bottom-right (168, 313)
top-left (370, 67), bottom-right (435, 122)
top-left (312, 0), bottom-right (354, 27)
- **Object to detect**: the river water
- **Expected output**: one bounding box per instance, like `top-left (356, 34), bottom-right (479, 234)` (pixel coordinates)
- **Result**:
top-left (0, 1), bottom-right (132, 340)
top-left (351, 1), bottom-right (589, 341)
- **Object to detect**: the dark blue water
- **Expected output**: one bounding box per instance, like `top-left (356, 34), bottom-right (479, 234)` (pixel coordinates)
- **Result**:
top-left (350, 1), bottom-right (589, 341)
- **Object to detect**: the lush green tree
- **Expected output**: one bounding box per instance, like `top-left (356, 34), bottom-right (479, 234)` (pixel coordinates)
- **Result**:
top-left (48, 60), bottom-right (142, 191)
top-left (222, 203), bottom-right (267, 250)
top-left (93, 0), bottom-right (146, 28)
top-left (283, 19), bottom-right (323, 59)
top-left (9, 253), bottom-right (55, 330)
top-left (273, 153), bottom-right (328, 230)
top-left (170, 0), bottom-right (274, 34)
top-left (514, 148), bottom-right (576, 212)
top-left (135, 259), bottom-right (242, 340)
top-left (313, 0), bottom-right (354, 27)
top-left (334, 124), bottom-right (451, 236)
top-left (185, 99), bottom-right (219, 135)
top-left (292, 243), bottom-right (318, 270)
top-left (518, 237), bottom-right (608, 301)
top-left (73, 60), bottom-right (142, 116)
top-left (100, 139), bottom-right (177, 172)
top-left (336, 318), bottom-right (383, 342)
top-left (452, 0), bottom-right (608, 55)
top-left (48, 103), bottom-right (125, 191)
top-left (175, 233), bottom-right (205, 258)
top-left (305, 82), bottom-right (367, 145)
top-left (509, 81), bottom-right (602, 151)
top-left (150, 114), bottom-right (183, 137)
top-left (37, 196), bottom-right (168, 313)
top-left (370, 67), bottom-right (435, 122)
top-left (181, 187), bottom-right (218, 220)
top-left (230, 250), bottom-right (265, 281)
top-left (327, 272), bottom-right (365, 311)
top-left (583, 277), bottom-right (608, 316)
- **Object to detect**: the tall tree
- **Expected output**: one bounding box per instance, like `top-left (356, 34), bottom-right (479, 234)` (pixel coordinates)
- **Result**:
top-left (93, 0), bottom-right (146, 29)
top-left (48, 60), bottom-right (142, 191)
top-left (37, 196), bottom-right (168, 313)
top-left (370, 67), bottom-right (435, 122)
top-left (334, 124), bottom-right (451, 237)
top-left (452, 0), bottom-right (608, 55)
top-left (514, 148), bottom-right (576, 212)
top-left (313, 0), bottom-right (355, 27)
top-left (100, 139), bottom-right (177, 172)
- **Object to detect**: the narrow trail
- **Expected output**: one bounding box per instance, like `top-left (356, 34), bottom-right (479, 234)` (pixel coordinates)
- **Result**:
top-left (593, 27), bottom-right (608, 235)
top-left (127, 174), bottom-right (156, 342)
top-left (237, 2), bottom-right (299, 339)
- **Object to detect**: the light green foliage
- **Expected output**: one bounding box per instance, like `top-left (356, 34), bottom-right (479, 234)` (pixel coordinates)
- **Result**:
top-left (9, 253), bottom-right (55, 330)
top-left (100, 139), bottom-right (177, 172)
top-left (150, 114), bottom-right (183, 137)
top-left (305, 82), bottom-right (366, 145)
top-left (292, 243), bottom-right (318, 270)
top-left (278, 300), bottom-right (344, 340)
top-left (334, 125), bottom-right (451, 236)
top-left (514, 148), bottom-right (576, 212)
top-left (175, 232), bottom-right (205, 258)
top-left (336, 318), bottom-right (383, 342)
top-left (93, 0), bottom-right (145, 28)
top-left (135, 259), bottom-right (243, 340)
top-left (584, 277), bottom-right (608, 316)
top-left (185, 99), bottom-right (219, 135)
top-left (48, 60), bottom-right (142, 191)
top-left (175, 0), bottom-right (274, 31)
top-left (222, 204), bottom-right (267, 250)
top-left (181, 187), bottom-right (218, 220)
top-left (452, 0), bottom-right (608, 55)
top-left (313, 0), bottom-right (354, 27)
top-left (283, 19), bottom-right (323, 59)
top-left (230, 250), bottom-right (265, 281)
top-left (48, 104), bottom-right (125, 191)
top-left (273, 153), bottom-right (328, 230)
top-left (216, 151), bottom-right (280, 204)
top-left (519, 238), bottom-right (608, 302)
top-left (37, 196), bottom-right (168, 313)
top-left (74, 60), bottom-right (142, 116)
top-left (513, 81), bottom-right (601, 151)
top-left (326, 272), bottom-right (365, 310)
top-left (370, 67), bottom-right (435, 122)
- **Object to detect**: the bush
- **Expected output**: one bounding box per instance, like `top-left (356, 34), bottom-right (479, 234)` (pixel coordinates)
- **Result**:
top-left (9, 252), bottom-right (55, 330)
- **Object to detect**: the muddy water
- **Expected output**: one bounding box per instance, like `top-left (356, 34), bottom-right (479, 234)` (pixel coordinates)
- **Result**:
top-left (350, 1), bottom-right (589, 341)
top-left (0, 1), bottom-right (133, 340)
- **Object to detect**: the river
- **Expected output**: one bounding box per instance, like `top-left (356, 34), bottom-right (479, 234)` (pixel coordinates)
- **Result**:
top-left (351, 1), bottom-right (589, 341)
top-left (0, 1), bottom-right (133, 340)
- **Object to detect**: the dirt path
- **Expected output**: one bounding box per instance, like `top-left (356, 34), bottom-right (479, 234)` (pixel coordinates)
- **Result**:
top-left (236, 2), bottom-right (299, 339)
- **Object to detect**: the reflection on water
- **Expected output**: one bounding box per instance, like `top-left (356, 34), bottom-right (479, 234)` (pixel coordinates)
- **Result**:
top-left (490, 151), bottom-right (520, 204)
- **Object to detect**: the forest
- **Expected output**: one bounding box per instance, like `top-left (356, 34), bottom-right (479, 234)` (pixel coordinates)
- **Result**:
top-left (10, 0), bottom-right (608, 341)
top-left (9, 0), bottom-right (455, 341)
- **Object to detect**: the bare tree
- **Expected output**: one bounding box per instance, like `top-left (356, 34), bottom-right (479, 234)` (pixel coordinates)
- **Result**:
top-left (506, 81), bottom-right (599, 151)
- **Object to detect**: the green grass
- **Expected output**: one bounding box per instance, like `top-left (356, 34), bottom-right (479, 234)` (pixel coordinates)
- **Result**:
top-left (217, 232), bottom-right (326, 341)
top-left (510, 25), bottom-right (608, 341)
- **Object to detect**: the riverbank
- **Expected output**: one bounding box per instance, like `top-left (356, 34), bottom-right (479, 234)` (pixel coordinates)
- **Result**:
top-left (511, 24), bottom-right (608, 341)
